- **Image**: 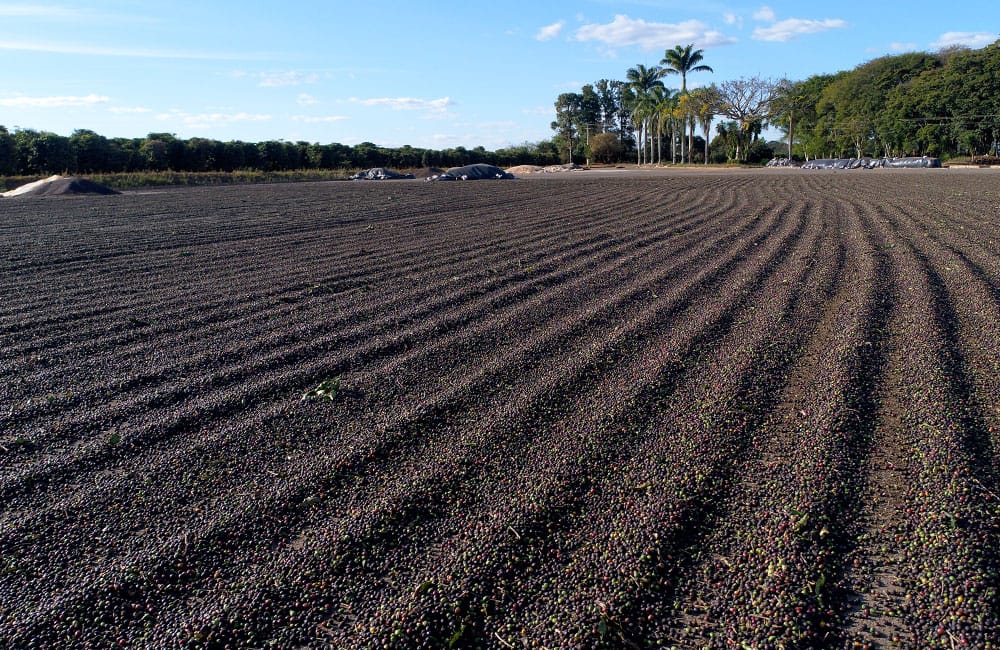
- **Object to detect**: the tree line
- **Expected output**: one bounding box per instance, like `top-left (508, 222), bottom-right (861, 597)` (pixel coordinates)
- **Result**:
top-left (553, 39), bottom-right (1000, 164)
top-left (4, 40), bottom-right (998, 177)
top-left (0, 128), bottom-right (564, 178)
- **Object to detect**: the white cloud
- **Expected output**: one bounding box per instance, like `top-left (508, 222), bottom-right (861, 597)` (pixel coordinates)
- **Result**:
top-left (155, 111), bottom-right (271, 128)
top-left (292, 115), bottom-right (348, 123)
top-left (536, 21), bottom-right (565, 41)
top-left (257, 71), bottom-right (319, 87)
top-left (0, 4), bottom-right (155, 23)
top-left (0, 4), bottom-right (67, 17)
top-left (108, 106), bottom-right (153, 114)
top-left (350, 96), bottom-right (454, 113)
top-left (523, 105), bottom-right (555, 116)
top-left (753, 6), bottom-right (776, 22)
top-left (931, 31), bottom-right (996, 49)
top-left (0, 39), bottom-right (258, 60)
top-left (723, 12), bottom-right (743, 29)
top-left (753, 17), bottom-right (847, 42)
top-left (296, 93), bottom-right (319, 106)
top-left (0, 93), bottom-right (108, 107)
top-left (575, 14), bottom-right (736, 51)
top-left (889, 42), bottom-right (917, 53)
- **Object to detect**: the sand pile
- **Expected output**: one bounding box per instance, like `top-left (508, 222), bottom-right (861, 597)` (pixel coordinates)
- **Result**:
top-left (505, 165), bottom-right (544, 175)
top-left (504, 164), bottom-right (584, 175)
top-left (2, 175), bottom-right (119, 198)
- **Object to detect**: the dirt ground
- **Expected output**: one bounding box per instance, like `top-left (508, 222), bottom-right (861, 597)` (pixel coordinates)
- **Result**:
top-left (2, 170), bottom-right (998, 648)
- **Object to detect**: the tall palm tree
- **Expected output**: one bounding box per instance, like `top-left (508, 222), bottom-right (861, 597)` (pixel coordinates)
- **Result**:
top-left (689, 87), bottom-right (717, 164)
top-left (626, 64), bottom-right (665, 165)
top-left (652, 86), bottom-right (677, 165)
top-left (661, 44), bottom-right (713, 163)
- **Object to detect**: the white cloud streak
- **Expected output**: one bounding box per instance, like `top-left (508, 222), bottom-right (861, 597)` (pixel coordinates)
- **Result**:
top-left (931, 31), bottom-right (996, 49)
top-left (753, 6), bottom-right (776, 22)
top-left (350, 97), bottom-right (454, 112)
top-left (292, 115), bottom-right (348, 123)
top-left (108, 106), bottom-right (153, 114)
top-left (155, 111), bottom-right (272, 128)
top-left (0, 39), bottom-right (262, 60)
top-left (0, 3), bottom-right (156, 23)
top-left (257, 71), bottom-right (319, 87)
top-left (575, 15), bottom-right (736, 51)
top-left (0, 4), bottom-right (68, 17)
top-left (753, 17), bottom-right (848, 42)
top-left (0, 93), bottom-right (108, 107)
top-left (536, 21), bottom-right (565, 41)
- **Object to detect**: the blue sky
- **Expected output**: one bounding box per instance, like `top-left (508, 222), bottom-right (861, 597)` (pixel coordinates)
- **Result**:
top-left (1, 0), bottom-right (997, 149)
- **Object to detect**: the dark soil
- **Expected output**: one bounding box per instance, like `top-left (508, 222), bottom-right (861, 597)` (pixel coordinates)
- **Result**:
top-left (1, 171), bottom-right (997, 649)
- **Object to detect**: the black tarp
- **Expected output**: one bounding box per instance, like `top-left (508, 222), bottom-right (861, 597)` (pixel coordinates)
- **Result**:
top-left (349, 168), bottom-right (415, 180)
top-left (801, 156), bottom-right (941, 169)
top-left (427, 164), bottom-right (515, 181)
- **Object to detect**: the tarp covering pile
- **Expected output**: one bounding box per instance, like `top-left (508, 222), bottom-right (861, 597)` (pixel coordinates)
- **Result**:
top-left (426, 164), bottom-right (515, 181)
top-left (2, 175), bottom-right (120, 198)
top-left (801, 156), bottom-right (941, 169)
top-left (765, 158), bottom-right (801, 167)
top-left (349, 168), bottom-right (415, 180)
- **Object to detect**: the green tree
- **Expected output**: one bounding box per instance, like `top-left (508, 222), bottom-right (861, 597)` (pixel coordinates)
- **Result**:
top-left (552, 92), bottom-right (583, 163)
top-left (69, 129), bottom-right (110, 173)
top-left (139, 139), bottom-right (168, 171)
top-left (770, 74), bottom-right (836, 159)
top-left (816, 53), bottom-right (941, 157)
top-left (0, 125), bottom-right (15, 175)
top-left (713, 76), bottom-right (778, 161)
top-left (13, 129), bottom-right (74, 174)
top-left (593, 79), bottom-right (623, 134)
top-left (661, 44), bottom-right (713, 163)
top-left (654, 87), bottom-right (679, 164)
top-left (589, 132), bottom-right (623, 163)
top-left (688, 87), bottom-right (718, 164)
top-left (625, 64), bottom-right (666, 164)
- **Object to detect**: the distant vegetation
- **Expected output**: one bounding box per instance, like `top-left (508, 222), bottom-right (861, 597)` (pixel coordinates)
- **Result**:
top-left (0, 129), bottom-right (563, 183)
top-left (552, 40), bottom-right (1000, 164)
top-left (3, 41), bottom-right (999, 182)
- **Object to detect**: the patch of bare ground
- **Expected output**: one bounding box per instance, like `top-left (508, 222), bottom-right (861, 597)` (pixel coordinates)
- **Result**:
top-left (0, 171), bottom-right (997, 648)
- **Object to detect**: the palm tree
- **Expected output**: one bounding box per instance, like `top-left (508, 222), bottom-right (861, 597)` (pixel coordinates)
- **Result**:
top-left (661, 44), bottom-right (713, 163)
top-left (687, 86), bottom-right (717, 164)
top-left (626, 64), bottom-right (665, 165)
top-left (652, 87), bottom-right (677, 165)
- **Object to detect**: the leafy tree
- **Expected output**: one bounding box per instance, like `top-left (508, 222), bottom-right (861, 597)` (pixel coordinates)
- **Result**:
top-left (816, 53), bottom-right (940, 157)
top-left (552, 92), bottom-right (583, 163)
top-left (593, 79), bottom-right (623, 134)
top-left (13, 129), bottom-right (74, 174)
top-left (712, 76), bottom-right (778, 161)
top-left (688, 87), bottom-right (718, 164)
top-left (0, 125), bottom-right (15, 175)
top-left (589, 132), bottom-right (623, 163)
top-left (69, 129), bottom-right (110, 173)
top-left (578, 84), bottom-right (602, 138)
top-left (771, 74), bottom-right (836, 159)
top-left (661, 44), bottom-right (713, 162)
top-left (140, 139), bottom-right (169, 171)
top-left (625, 64), bottom-right (666, 164)
top-left (654, 87), bottom-right (679, 163)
